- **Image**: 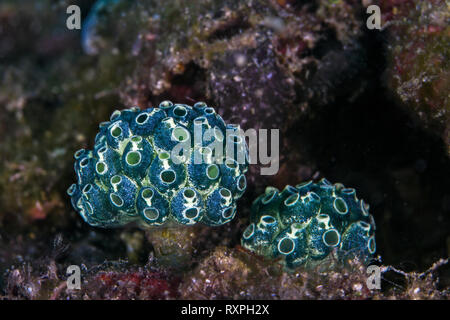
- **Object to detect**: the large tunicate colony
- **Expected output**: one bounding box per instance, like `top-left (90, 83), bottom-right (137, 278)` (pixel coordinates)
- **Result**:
top-left (68, 101), bottom-right (249, 228)
top-left (241, 179), bottom-right (376, 269)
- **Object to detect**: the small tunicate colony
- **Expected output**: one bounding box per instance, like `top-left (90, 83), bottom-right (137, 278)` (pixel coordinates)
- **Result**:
top-left (68, 101), bottom-right (249, 228)
top-left (241, 179), bottom-right (376, 269)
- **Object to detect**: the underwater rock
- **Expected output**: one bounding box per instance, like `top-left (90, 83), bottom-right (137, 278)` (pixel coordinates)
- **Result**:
top-left (72, 268), bottom-right (179, 300)
top-left (0, 0), bottom-right (76, 60)
top-left (382, 0), bottom-right (450, 156)
top-left (4, 260), bottom-right (179, 300)
top-left (4, 247), bottom-right (447, 299)
top-left (179, 246), bottom-right (375, 299)
top-left (180, 246), bottom-right (448, 299)
top-left (0, 60), bottom-right (123, 228)
top-left (81, 0), bottom-right (369, 191)
top-left (241, 179), bottom-right (376, 270)
top-left (0, 2), bottom-right (90, 227)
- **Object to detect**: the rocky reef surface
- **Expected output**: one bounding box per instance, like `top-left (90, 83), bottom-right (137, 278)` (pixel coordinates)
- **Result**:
top-left (0, 0), bottom-right (449, 299)
top-left (381, 0), bottom-right (449, 157)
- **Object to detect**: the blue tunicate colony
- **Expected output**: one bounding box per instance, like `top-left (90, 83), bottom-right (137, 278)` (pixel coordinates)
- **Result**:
top-left (67, 101), bottom-right (249, 228)
top-left (241, 179), bottom-right (376, 269)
